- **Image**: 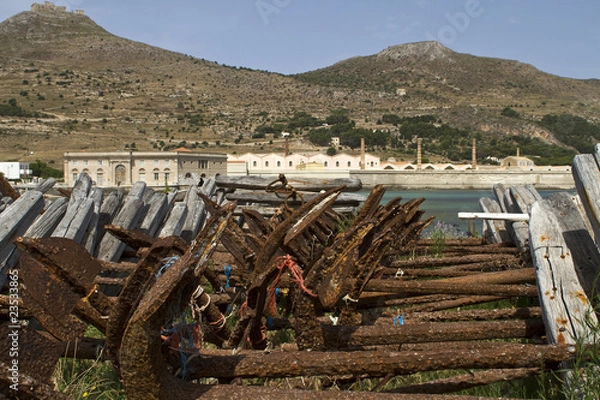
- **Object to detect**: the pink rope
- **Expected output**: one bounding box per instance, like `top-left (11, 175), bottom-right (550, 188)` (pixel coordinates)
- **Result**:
top-left (267, 255), bottom-right (316, 316)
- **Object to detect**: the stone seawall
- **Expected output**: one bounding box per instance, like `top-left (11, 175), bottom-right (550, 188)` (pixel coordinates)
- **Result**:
top-left (350, 170), bottom-right (575, 190)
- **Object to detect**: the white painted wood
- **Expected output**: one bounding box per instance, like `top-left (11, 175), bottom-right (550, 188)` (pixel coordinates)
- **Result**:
top-left (529, 196), bottom-right (599, 345)
top-left (458, 212), bottom-right (529, 221)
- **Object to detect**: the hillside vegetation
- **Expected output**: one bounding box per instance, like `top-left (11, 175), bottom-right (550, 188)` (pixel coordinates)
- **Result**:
top-left (0, 8), bottom-right (599, 168)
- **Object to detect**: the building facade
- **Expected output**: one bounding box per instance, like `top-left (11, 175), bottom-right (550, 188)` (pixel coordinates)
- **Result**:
top-left (63, 150), bottom-right (227, 187)
top-left (0, 162), bottom-right (31, 180)
top-left (228, 152), bottom-right (380, 174)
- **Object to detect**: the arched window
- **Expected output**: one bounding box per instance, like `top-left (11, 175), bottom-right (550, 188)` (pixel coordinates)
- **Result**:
top-left (253, 161), bottom-right (257, 167)
top-left (139, 168), bottom-right (146, 182)
top-left (277, 161), bottom-right (281, 167)
top-left (265, 161), bottom-right (269, 167)
top-left (347, 161), bottom-right (351, 167)
top-left (115, 165), bottom-right (127, 186)
top-left (289, 161), bottom-right (293, 167)
top-left (324, 161), bottom-right (328, 167)
top-left (335, 161), bottom-right (340, 167)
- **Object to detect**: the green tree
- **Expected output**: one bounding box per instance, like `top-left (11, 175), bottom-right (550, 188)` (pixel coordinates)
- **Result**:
top-left (501, 107), bottom-right (520, 118)
top-left (325, 109), bottom-right (351, 125)
top-left (30, 160), bottom-right (63, 179)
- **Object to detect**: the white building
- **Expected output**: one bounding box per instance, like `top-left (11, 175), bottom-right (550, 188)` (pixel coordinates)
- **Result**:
top-left (227, 152), bottom-right (380, 177)
top-left (63, 150), bottom-right (227, 187)
top-left (0, 162), bottom-right (31, 180)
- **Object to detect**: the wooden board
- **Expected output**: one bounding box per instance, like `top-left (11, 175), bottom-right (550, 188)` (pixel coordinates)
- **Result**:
top-left (478, 197), bottom-right (511, 244)
top-left (572, 152), bottom-right (600, 247)
top-left (216, 175), bottom-right (363, 192)
top-left (24, 196), bottom-right (69, 239)
top-left (529, 194), bottom-right (599, 345)
top-left (0, 191), bottom-right (45, 289)
top-left (227, 191), bottom-right (366, 206)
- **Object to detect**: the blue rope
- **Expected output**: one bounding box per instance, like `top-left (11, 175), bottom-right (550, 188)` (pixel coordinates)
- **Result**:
top-left (156, 256), bottom-right (179, 278)
top-left (223, 264), bottom-right (233, 288)
top-left (393, 313), bottom-right (405, 326)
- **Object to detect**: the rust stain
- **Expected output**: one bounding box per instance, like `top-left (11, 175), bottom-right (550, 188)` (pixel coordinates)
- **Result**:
top-left (575, 291), bottom-right (588, 305)
top-left (557, 332), bottom-right (566, 344)
top-left (540, 235), bottom-right (548, 241)
top-left (556, 318), bottom-right (568, 326)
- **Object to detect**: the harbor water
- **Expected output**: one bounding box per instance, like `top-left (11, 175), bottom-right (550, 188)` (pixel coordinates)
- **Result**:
top-left (361, 189), bottom-right (568, 237)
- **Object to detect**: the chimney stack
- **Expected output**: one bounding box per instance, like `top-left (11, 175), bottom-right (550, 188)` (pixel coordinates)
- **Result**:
top-left (417, 138), bottom-right (422, 169)
top-left (284, 137), bottom-right (289, 157)
top-left (472, 138), bottom-right (477, 169)
top-left (360, 137), bottom-right (365, 170)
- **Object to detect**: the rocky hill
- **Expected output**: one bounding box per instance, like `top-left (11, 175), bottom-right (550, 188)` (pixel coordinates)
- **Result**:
top-left (0, 6), bottom-right (599, 167)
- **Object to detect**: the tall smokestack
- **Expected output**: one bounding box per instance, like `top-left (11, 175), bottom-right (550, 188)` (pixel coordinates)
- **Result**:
top-left (360, 137), bottom-right (365, 170)
top-left (417, 138), bottom-right (422, 170)
top-left (517, 147), bottom-right (520, 157)
top-left (472, 138), bottom-right (477, 169)
top-left (284, 137), bottom-right (289, 157)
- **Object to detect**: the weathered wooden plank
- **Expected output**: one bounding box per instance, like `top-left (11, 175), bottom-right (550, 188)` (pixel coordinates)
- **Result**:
top-left (127, 181), bottom-right (147, 201)
top-left (386, 368), bottom-right (541, 395)
top-left (83, 187), bottom-right (104, 255)
top-left (52, 176), bottom-right (98, 244)
top-left (51, 198), bottom-right (94, 244)
top-left (0, 190), bottom-right (45, 288)
top-left (478, 197), bottom-right (513, 244)
top-left (529, 195), bottom-right (599, 345)
top-left (138, 191), bottom-right (169, 237)
top-left (573, 152), bottom-right (600, 246)
top-left (33, 177), bottom-right (57, 193)
top-left (321, 319), bottom-right (544, 348)
top-left (92, 189), bottom-right (124, 256)
top-left (180, 191), bottom-right (206, 244)
top-left (186, 343), bottom-right (575, 380)
top-left (216, 174), bottom-right (363, 192)
top-left (498, 186), bottom-right (529, 251)
top-left (158, 201), bottom-right (187, 238)
top-left (69, 172), bottom-right (93, 203)
top-left (226, 191), bottom-right (366, 206)
top-left (97, 198), bottom-right (144, 262)
top-left (545, 192), bottom-right (600, 309)
top-left (364, 279), bottom-right (537, 297)
top-left (510, 184), bottom-right (542, 215)
top-left (23, 196), bottom-right (68, 239)
top-left (166, 189), bottom-right (178, 205)
top-left (0, 196), bottom-right (13, 214)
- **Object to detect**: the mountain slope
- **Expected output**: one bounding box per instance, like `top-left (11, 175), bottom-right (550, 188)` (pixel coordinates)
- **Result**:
top-left (297, 41), bottom-right (600, 110)
top-left (0, 8), bottom-right (599, 166)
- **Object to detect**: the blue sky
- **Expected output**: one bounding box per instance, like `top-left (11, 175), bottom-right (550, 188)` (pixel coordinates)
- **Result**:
top-left (2, 1), bottom-right (599, 79)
